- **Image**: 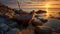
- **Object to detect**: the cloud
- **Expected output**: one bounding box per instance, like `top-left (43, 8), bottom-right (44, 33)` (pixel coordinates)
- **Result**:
top-left (31, 0), bottom-right (45, 2)
top-left (0, 0), bottom-right (60, 8)
top-left (0, 0), bottom-right (45, 6)
top-left (0, 0), bottom-right (17, 5)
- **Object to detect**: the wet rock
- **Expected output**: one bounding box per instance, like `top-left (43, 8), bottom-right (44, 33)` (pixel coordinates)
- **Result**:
top-left (35, 26), bottom-right (52, 34)
top-left (7, 28), bottom-right (20, 34)
top-left (0, 23), bottom-right (9, 31)
top-left (8, 23), bottom-right (17, 28)
top-left (43, 19), bottom-right (60, 29)
top-left (0, 17), bottom-right (7, 23)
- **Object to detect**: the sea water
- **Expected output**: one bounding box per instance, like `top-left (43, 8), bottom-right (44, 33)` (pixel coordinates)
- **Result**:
top-left (22, 8), bottom-right (60, 19)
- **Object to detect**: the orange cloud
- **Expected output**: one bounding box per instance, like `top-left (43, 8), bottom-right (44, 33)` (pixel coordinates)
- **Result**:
top-left (20, 5), bottom-right (60, 8)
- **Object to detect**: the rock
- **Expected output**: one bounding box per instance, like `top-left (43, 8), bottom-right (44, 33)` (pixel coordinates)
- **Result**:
top-left (32, 18), bottom-right (43, 26)
top-left (0, 23), bottom-right (9, 31)
top-left (35, 26), bottom-right (52, 34)
top-left (7, 28), bottom-right (20, 34)
top-left (8, 22), bottom-right (17, 28)
top-left (0, 30), bottom-right (4, 34)
top-left (0, 17), bottom-right (7, 23)
top-left (43, 18), bottom-right (60, 31)
top-left (4, 20), bottom-right (17, 28)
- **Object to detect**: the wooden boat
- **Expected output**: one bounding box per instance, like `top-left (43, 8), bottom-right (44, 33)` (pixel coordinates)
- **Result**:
top-left (14, 11), bottom-right (36, 26)
top-left (15, 0), bottom-right (47, 25)
top-left (14, 10), bottom-right (46, 26)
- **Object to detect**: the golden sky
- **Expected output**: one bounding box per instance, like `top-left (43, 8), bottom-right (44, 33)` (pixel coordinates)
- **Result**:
top-left (0, 0), bottom-right (60, 8)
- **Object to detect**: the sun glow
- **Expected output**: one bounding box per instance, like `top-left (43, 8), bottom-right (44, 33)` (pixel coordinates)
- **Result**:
top-left (45, 4), bottom-right (50, 8)
top-left (45, 4), bottom-right (51, 19)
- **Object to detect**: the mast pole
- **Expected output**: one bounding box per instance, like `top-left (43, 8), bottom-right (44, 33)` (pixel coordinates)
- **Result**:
top-left (29, 10), bottom-right (36, 24)
top-left (17, 0), bottom-right (20, 10)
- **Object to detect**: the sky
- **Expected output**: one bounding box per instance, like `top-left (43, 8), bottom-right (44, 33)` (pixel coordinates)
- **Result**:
top-left (0, 0), bottom-right (60, 18)
top-left (0, 0), bottom-right (60, 8)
